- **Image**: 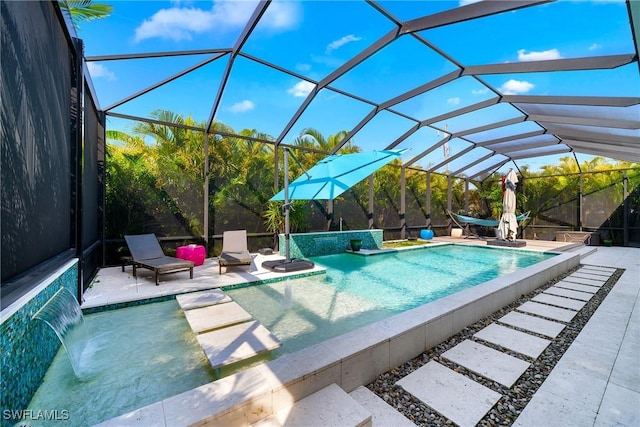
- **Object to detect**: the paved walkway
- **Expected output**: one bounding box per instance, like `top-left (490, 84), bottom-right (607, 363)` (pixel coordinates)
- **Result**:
top-left (515, 247), bottom-right (639, 427)
top-left (388, 263), bottom-right (623, 426)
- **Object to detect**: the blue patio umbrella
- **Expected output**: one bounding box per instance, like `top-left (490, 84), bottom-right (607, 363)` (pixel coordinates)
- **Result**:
top-left (270, 149), bottom-right (406, 201)
top-left (264, 148), bottom-right (406, 272)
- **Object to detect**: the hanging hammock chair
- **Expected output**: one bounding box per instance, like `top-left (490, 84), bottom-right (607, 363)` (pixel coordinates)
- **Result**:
top-left (448, 210), bottom-right (530, 239)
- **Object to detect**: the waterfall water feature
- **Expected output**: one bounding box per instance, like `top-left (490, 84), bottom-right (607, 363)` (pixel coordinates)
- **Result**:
top-left (33, 288), bottom-right (91, 378)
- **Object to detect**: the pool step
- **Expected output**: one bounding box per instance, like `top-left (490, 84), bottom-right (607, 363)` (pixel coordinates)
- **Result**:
top-left (179, 290), bottom-right (283, 371)
top-left (176, 289), bottom-right (231, 310)
top-left (198, 320), bottom-right (281, 370)
top-left (348, 386), bottom-right (416, 427)
top-left (183, 301), bottom-right (252, 334)
top-left (252, 384), bottom-right (371, 427)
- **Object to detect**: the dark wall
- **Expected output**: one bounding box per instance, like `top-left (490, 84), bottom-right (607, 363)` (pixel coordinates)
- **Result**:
top-left (1, 1), bottom-right (73, 283)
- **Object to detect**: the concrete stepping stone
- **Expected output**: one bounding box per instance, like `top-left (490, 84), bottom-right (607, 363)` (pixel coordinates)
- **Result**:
top-left (517, 301), bottom-right (577, 323)
top-left (554, 281), bottom-right (599, 294)
top-left (580, 265), bottom-right (616, 273)
top-left (577, 266), bottom-right (612, 274)
top-left (253, 383), bottom-right (370, 427)
top-left (532, 294), bottom-right (586, 311)
top-left (176, 289), bottom-right (231, 310)
top-left (183, 301), bottom-right (252, 334)
top-left (474, 323), bottom-right (551, 359)
top-left (198, 321), bottom-right (281, 370)
top-left (349, 386), bottom-right (416, 427)
top-left (396, 361), bottom-right (501, 427)
top-left (564, 276), bottom-right (606, 288)
top-left (570, 272), bottom-right (607, 282)
top-left (498, 311), bottom-right (565, 339)
top-left (544, 286), bottom-right (593, 302)
top-left (443, 339), bottom-right (530, 388)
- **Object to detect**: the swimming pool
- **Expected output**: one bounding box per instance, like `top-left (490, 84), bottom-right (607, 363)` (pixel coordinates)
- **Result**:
top-left (25, 300), bottom-right (215, 426)
top-left (226, 244), bottom-right (555, 355)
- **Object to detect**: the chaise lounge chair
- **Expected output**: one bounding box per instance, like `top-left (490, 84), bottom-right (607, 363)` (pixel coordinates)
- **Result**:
top-left (124, 234), bottom-right (194, 286)
top-left (219, 230), bottom-right (252, 274)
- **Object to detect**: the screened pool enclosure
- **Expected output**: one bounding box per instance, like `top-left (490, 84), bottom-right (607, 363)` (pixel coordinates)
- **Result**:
top-left (2, 0), bottom-right (639, 305)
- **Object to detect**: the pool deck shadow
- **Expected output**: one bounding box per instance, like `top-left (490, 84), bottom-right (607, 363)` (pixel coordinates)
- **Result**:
top-left (86, 241), bottom-right (639, 427)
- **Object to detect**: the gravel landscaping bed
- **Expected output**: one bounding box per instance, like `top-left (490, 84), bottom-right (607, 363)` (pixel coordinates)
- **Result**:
top-left (367, 265), bottom-right (624, 426)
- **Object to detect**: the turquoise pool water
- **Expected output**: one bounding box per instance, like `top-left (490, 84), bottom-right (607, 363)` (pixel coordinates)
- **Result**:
top-left (226, 245), bottom-right (555, 356)
top-left (25, 300), bottom-right (215, 426)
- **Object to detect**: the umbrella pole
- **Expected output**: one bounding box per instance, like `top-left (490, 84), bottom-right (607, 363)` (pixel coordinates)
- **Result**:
top-left (284, 148), bottom-right (291, 262)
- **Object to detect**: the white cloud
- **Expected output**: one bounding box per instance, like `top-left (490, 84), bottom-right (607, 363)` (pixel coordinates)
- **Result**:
top-left (229, 100), bottom-right (255, 113)
top-left (517, 48), bottom-right (562, 61)
top-left (262, 0), bottom-right (301, 30)
top-left (447, 97), bottom-right (461, 105)
top-left (87, 63), bottom-right (116, 81)
top-left (134, 0), bottom-right (299, 43)
top-left (472, 88), bottom-right (489, 95)
top-left (325, 34), bottom-right (362, 54)
top-left (296, 63), bottom-right (311, 72)
top-left (287, 80), bottom-right (315, 97)
top-left (589, 43), bottom-right (602, 51)
top-left (500, 79), bottom-right (534, 95)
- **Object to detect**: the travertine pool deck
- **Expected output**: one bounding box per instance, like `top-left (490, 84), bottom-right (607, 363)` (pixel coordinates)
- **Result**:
top-left (85, 242), bottom-right (639, 426)
top-left (82, 252), bottom-right (326, 309)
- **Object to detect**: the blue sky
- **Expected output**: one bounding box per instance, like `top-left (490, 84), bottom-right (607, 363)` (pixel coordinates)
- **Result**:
top-left (80, 0), bottom-right (637, 175)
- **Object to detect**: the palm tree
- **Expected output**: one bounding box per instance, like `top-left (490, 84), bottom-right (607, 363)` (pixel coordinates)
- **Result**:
top-left (59, 0), bottom-right (112, 28)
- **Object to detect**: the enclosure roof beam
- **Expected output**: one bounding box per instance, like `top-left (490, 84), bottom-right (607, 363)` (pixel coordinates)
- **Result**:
top-left (509, 147), bottom-right (572, 160)
top-left (104, 54), bottom-right (224, 112)
top-left (449, 152), bottom-right (496, 177)
top-left (205, 1), bottom-right (270, 133)
top-left (488, 138), bottom-right (561, 153)
top-left (501, 95), bottom-right (640, 107)
top-left (423, 97), bottom-right (499, 126)
top-left (561, 140), bottom-right (640, 162)
top-left (400, 0), bottom-right (549, 34)
top-left (467, 158), bottom-right (511, 181)
top-left (427, 144), bottom-right (476, 173)
top-left (464, 54), bottom-right (635, 75)
top-left (528, 114), bottom-right (639, 129)
top-left (450, 116), bottom-right (525, 138)
top-left (402, 135), bottom-right (451, 167)
top-left (473, 130), bottom-right (546, 147)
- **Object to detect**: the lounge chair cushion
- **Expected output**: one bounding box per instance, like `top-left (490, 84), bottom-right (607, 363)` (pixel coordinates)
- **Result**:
top-left (124, 234), bottom-right (194, 285)
top-left (219, 251), bottom-right (252, 265)
top-left (219, 230), bottom-right (252, 274)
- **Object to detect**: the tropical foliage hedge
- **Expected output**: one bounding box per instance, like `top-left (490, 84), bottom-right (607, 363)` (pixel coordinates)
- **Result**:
top-left (105, 110), bottom-right (639, 261)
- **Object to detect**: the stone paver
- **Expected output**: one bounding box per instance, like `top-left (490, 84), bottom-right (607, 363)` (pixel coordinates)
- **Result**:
top-left (397, 361), bottom-right (501, 427)
top-left (580, 265), bottom-right (617, 273)
top-left (517, 301), bottom-right (577, 322)
top-left (443, 339), bottom-right (530, 388)
top-left (183, 301), bottom-right (252, 334)
top-left (564, 275), bottom-right (606, 288)
top-left (532, 293), bottom-right (586, 311)
top-left (555, 281), bottom-right (599, 294)
top-left (176, 289), bottom-right (231, 310)
top-left (577, 268), bottom-right (613, 278)
top-left (571, 272), bottom-right (607, 282)
top-left (197, 321), bottom-right (281, 370)
top-left (498, 311), bottom-right (566, 338)
top-left (349, 386), bottom-right (416, 427)
top-left (544, 286), bottom-right (593, 302)
top-left (594, 383), bottom-right (640, 427)
top-left (474, 323), bottom-right (551, 359)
